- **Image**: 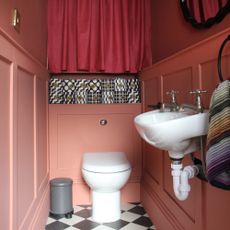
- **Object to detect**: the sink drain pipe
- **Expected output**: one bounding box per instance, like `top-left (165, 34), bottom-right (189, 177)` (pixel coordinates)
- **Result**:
top-left (171, 163), bottom-right (199, 201)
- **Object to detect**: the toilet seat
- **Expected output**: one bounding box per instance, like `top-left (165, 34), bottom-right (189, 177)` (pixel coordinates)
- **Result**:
top-left (82, 152), bottom-right (131, 173)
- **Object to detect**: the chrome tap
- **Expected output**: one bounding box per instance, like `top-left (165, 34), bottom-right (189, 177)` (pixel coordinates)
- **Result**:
top-left (161, 90), bottom-right (179, 112)
top-left (180, 89), bottom-right (207, 113)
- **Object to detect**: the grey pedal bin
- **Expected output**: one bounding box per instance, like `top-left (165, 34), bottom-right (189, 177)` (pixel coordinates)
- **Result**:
top-left (50, 178), bottom-right (73, 218)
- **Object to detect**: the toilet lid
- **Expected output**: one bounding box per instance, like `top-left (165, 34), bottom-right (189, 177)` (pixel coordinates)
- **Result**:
top-left (82, 152), bottom-right (131, 173)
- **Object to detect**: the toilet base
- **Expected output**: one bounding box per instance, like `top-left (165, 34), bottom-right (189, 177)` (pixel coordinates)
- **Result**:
top-left (92, 190), bottom-right (120, 223)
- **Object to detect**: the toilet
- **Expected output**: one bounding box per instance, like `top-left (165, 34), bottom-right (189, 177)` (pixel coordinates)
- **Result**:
top-left (81, 152), bottom-right (131, 223)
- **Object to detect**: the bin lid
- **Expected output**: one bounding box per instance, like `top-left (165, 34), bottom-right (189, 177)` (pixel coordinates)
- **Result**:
top-left (50, 178), bottom-right (73, 187)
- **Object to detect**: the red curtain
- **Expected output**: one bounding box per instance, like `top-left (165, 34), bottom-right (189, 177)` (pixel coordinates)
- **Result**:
top-left (48, 0), bottom-right (152, 73)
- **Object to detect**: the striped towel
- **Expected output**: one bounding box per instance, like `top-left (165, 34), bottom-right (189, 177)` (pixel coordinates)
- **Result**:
top-left (206, 80), bottom-right (230, 190)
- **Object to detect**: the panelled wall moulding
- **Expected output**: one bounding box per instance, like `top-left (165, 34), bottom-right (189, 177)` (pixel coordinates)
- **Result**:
top-left (140, 29), bottom-right (230, 230)
top-left (49, 104), bottom-right (142, 205)
top-left (0, 53), bottom-right (11, 230)
top-left (0, 30), bottom-right (49, 230)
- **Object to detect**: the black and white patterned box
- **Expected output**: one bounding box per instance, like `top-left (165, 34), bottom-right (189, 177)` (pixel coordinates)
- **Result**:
top-left (127, 78), bottom-right (141, 103)
top-left (87, 92), bottom-right (102, 104)
top-left (49, 78), bottom-right (63, 104)
top-left (88, 79), bottom-right (102, 93)
top-left (114, 91), bottom-right (127, 103)
top-left (127, 89), bottom-right (140, 103)
top-left (102, 91), bottom-right (114, 104)
top-left (114, 78), bottom-right (127, 92)
top-left (101, 79), bottom-right (115, 92)
top-left (62, 79), bottom-right (76, 104)
top-left (75, 91), bottom-right (87, 104)
top-left (49, 76), bottom-right (141, 104)
top-left (75, 79), bottom-right (89, 104)
top-left (127, 78), bottom-right (139, 91)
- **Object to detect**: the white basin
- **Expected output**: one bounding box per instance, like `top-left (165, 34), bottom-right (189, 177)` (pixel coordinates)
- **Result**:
top-left (134, 109), bottom-right (209, 159)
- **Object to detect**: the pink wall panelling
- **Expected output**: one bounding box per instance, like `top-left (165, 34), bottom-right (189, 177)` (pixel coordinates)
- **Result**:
top-left (0, 27), bottom-right (49, 230)
top-left (0, 49), bottom-right (11, 230)
top-left (0, 4), bottom-right (49, 228)
top-left (16, 68), bottom-right (35, 227)
top-left (141, 77), bottom-right (202, 230)
top-left (36, 78), bottom-right (49, 193)
top-left (49, 104), bottom-right (142, 205)
top-left (141, 28), bottom-right (230, 230)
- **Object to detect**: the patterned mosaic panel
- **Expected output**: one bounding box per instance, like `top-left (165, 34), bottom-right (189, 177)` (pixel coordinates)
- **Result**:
top-left (75, 91), bottom-right (87, 104)
top-left (49, 78), bottom-right (63, 104)
top-left (88, 79), bottom-right (102, 93)
top-left (63, 79), bottom-right (76, 104)
top-left (101, 79), bottom-right (115, 91)
top-left (127, 79), bottom-right (141, 103)
top-left (115, 91), bottom-right (127, 103)
top-left (49, 77), bottom-right (141, 104)
top-left (87, 92), bottom-right (102, 104)
top-left (114, 78), bottom-right (127, 91)
top-left (75, 79), bottom-right (89, 104)
top-left (102, 91), bottom-right (115, 104)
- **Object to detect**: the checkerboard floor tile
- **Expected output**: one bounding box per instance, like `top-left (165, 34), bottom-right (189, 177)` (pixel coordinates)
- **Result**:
top-left (46, 203), bottom-right (156, 230)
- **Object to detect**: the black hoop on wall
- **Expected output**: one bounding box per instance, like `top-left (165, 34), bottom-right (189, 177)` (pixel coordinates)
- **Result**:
top-left (180, 0), bottom-right (230, 29)
top-left (218, 35), bottom-right (230, 82)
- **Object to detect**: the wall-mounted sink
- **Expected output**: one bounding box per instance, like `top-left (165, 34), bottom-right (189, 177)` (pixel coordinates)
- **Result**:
top-left (134, 109), bottom-right (209, 159)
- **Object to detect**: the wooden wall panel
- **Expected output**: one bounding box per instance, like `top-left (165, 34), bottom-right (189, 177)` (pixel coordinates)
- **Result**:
top-left (142, 78), bottom-right (161, 111)
top-left (0, 30), bottom-right (49, 230)
top-left (0, 56), bottom-right (11, 230)
top-left (36, 79), bottom-right (48, 192)
top-left (142, 77), bottom-right (163, 187)
top-left (204, 184), bottom-right (230, 230)
top-left (140, 29), bottom-right (230, 230)
top-left (162, 68), bottom-right (193, 105)
top-left (17, 68), bottom-right (35, 228)
top-left (141, 187), bottom-right (180, 230)
top-left (49, 104), bottom-right (142, 204)
top-left (200, 53), bottom-right (230, 108)
top-left (144, 144), bottom-right (163, 186)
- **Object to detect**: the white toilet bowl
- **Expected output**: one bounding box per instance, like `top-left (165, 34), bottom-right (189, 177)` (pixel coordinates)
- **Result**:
top-left (82, 152), bottom-right (131, 223)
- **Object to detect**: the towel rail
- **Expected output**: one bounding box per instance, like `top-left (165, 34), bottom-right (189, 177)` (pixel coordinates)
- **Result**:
top-left (218, 35), bottom-right (230, 82)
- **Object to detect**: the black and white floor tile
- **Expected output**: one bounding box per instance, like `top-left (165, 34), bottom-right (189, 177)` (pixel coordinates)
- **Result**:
top-left (46, 203), bottom-right (156, 230)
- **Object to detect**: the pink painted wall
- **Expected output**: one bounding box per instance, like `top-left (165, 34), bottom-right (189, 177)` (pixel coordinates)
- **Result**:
top-left (151, 0), bottom-right (230, 63)
top-left (141, 29), bottom-right (230, 230)
top-left (0, 47), bottom-right (11, 230)
top-left (0, 1), bottom-right (49, 229)
top-left (0, 0), bottom-right (47, 65)
top-left (49, 104), bottom-right (142, 205)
